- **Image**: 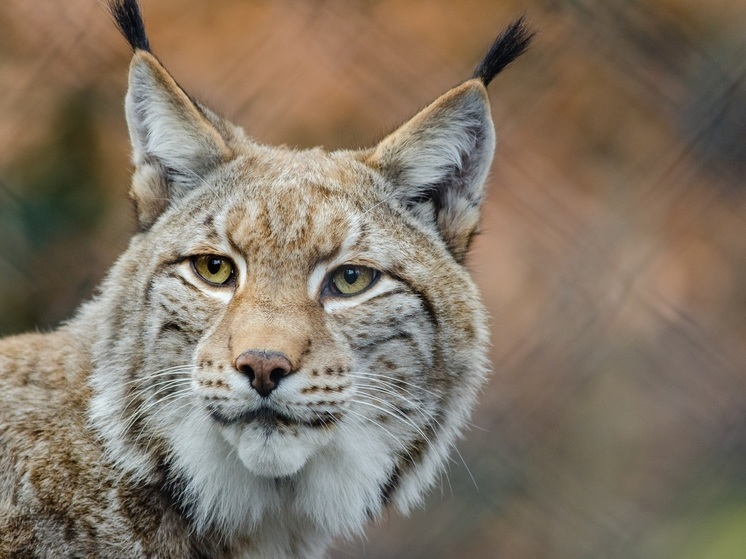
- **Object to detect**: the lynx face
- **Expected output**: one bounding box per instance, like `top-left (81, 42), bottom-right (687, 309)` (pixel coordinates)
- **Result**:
top-left (90, 117), bottom-right (490, 534)
top-left (150, 148), bottom-right (468, 480)
top-left (186, 157), bottom-right (447, 481)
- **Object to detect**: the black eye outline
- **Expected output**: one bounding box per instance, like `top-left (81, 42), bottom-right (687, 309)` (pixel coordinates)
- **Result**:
top-left (325, 265), bottom-right (379, 297)
top-left (190, 254), bottom-right (236, 287)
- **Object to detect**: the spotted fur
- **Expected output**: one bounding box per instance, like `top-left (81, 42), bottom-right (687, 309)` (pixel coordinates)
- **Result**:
top-left (0, 1), bottom-right (531, 557)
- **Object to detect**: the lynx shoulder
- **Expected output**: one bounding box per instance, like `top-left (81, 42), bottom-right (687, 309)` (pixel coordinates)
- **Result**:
top-left (0, 1), bottom-right (532, 557)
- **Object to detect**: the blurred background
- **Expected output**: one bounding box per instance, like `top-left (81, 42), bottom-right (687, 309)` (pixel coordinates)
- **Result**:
top-left (1, 0), bottom-right (745, 557)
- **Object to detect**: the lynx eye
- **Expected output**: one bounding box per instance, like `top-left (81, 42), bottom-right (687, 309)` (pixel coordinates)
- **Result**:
top-left (329, 265), bottom-right (378, 296)
top-left (191, 255), bottom-right (235, 286)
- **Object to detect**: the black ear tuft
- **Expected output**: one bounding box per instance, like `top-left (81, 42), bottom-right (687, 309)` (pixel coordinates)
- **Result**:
top-left (472, 16), bottom-right (534, 86)
top-left (108, 0), bottom-right (151, 53)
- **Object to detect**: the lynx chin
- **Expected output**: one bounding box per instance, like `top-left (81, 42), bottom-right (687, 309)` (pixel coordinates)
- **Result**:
top-left (0, 1), bottom-right (532, 557)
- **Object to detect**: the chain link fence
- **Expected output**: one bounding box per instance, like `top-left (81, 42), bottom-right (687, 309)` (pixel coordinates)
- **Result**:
top-left (1, 1), bottom-right (745, 557)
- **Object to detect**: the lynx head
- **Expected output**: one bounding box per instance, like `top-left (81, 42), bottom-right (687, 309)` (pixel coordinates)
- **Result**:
top-left (90, 0), bottom-right (532, 541)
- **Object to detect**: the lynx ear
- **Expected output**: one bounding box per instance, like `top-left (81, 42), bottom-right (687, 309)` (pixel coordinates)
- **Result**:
top-left (125, 51), bottom-right (231, 229)
top-left (368, 17), bottom-right (533, 261)
top-left (369, 80), bottom-right (496, 262)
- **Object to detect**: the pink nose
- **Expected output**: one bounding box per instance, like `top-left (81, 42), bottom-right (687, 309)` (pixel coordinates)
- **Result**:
top-left (235, 350), bottom-right (293, 397)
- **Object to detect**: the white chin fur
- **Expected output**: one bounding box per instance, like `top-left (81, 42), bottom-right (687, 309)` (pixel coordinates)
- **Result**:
top-left (221, 423), bottom-right (328, 478)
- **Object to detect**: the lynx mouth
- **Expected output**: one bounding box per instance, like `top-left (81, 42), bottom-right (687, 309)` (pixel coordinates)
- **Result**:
top-left (212, 405), bottom-right (342, 477)
top-left (208, 405), bottom-right (340, 430)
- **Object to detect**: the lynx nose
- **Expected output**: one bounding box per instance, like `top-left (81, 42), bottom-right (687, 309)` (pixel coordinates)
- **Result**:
top-left (235, 350), bottom-right (293, 397)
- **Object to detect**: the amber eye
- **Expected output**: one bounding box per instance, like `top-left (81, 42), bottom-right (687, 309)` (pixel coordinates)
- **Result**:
top-left (329, 265), bottom-right (378, 296)
top-left (192, 255), bottom-right (235, 286)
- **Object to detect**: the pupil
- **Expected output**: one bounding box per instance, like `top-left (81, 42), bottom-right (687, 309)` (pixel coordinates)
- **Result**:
top-left (343, 268), bottom-right (359, 285)
top-left (207, 258), bottom-right (222, 275)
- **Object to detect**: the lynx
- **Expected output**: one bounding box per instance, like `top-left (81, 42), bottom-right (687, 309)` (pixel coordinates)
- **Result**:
top-left (0, 1), bottom-right (531, 557)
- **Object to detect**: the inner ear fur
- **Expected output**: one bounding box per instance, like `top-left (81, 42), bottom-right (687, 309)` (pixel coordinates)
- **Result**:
top-left (367, 80), bottom-right (496, 262)
top-left (125, 51), bottom-right (234, 229)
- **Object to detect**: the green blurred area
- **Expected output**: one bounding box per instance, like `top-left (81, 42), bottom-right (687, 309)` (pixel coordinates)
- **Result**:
top-left (0, 0), bottom-right (745, 557)
top-left (0, 91), bottom-right (113, 334)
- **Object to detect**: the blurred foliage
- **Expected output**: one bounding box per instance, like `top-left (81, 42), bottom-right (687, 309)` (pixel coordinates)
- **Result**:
top-left (0, 91), bottom-right (103, 334)
top-left (0, 0), bottom-right (745, 557)
top-left (0, 88), bottom-right (129, 335)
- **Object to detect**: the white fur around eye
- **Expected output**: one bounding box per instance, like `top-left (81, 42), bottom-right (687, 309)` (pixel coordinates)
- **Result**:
top-left (322, 274), bottom-right (399, 312)
top-left (308, 256), bottom-right (396, 310)
top-left (308, 263), bottom-right (330, 300)
top-left (178, 261), bottom-right (235, 303)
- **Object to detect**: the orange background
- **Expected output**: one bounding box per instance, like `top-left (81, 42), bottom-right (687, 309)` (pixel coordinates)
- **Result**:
top-left (1, 1), bottom-right (745, 557)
